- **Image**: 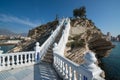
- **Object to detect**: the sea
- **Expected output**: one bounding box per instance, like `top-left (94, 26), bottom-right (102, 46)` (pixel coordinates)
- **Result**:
top-left (102, 42), bottom-right (120, 80)
top-left (0, 45), bottom-right (15, 53)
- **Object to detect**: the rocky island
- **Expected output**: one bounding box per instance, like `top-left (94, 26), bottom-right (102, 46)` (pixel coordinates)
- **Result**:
top-left (8, 6), bottom-right (115, 78)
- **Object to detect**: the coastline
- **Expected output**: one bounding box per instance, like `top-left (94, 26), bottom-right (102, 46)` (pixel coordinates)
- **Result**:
top-left (0, 45), bottom-right (15, 53)
top-left (100, 42), bottom-right (120, 80)
top-left (0, 43), bottom-right (17, 46)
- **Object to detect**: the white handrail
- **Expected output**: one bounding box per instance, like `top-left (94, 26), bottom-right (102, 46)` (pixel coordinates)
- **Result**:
top-left (0, 51), bottom-right (35, 71)
top-left (53, 51), bottom-right (105, 80)
top-left (54, 18), bottom-right (70, 56)
top-left (0, 18), bottom-right (65, 71)
top-left (53, 18), bottom-right (105, 80)
top-left (39, 18), bottom-right (65, 59)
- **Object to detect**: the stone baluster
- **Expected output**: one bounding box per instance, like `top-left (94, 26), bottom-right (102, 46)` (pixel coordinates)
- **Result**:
top-left (21, 54), bottom-right (23, 65)
top-left (65, 64), bottom-right (68, 79)
top-left (78, 74), bottom-right (82, 80)
top-left (32, 53), bottom-right (34, 62)
top-left (16, 54), bottom-right (19, 65)
top-left (12, 55), bottom-right (15, 66)
top-left (55, 57), bottom-right (58, 67)
top-left (57, 58), bottom-right (60, 71)
top-left (73, 70), bottom-right (77, 80)
top-left (7, 56), bottom-right (10, 67)
top-left (2, 56), bottom-right (5, 67)
top-left (25, 54), bottom-right (27, 64)
top-left (62, 61), bottom-right (65, 76)
top-left (60, 60), bottom-right (62, 73)
top-left (28, 53), bottom-right (31, 63)
top-left (68, 66), bottom-right (72, 80)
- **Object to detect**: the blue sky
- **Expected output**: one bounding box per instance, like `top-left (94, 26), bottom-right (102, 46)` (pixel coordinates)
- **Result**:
top-left (0, 0), bottom-right (120, 36)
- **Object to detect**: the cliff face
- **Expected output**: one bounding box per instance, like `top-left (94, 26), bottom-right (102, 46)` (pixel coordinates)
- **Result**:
top-left (8, 20), bottom-right (58, 52)
top-left (65, 18), bottom-right (114, 64)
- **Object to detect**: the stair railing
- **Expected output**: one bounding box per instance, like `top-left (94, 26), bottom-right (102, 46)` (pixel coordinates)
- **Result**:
top-left (0, 18), bottom-right (65, 71)
top-left (38, 18), bottom-right (65, 60)
top-left (53, 18), bottom-right (105, 80)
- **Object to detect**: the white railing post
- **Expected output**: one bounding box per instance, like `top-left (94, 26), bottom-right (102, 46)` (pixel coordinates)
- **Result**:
top-left (2, 56), bottom-right (5, 67)
top-left (25, 53), bottom-right (27, 64)
top-left (35, 42), bottom-right (41, 63)
top-left (32, 53), bottom-right (35, 63)
top-left (16, 54), bottom-right (19, 65)
top-left (62, 61), bottom-right (65, 76)
top-left (80, 51), bottom-right (105, 80)
top-left (73, 70), bottom-right (77, 80)
top-left (21, 54), bottom-right (23, 65)
top-left (7, 56), bottom-right (10, 67)
top-left (65, 64), bottom-right (68, 79)
top-left (28, 53), bottom-right (31, 63)
top-left (68, 66), bottom-right (72, 80)
top-left (60, 60), bottom-right (63, 72)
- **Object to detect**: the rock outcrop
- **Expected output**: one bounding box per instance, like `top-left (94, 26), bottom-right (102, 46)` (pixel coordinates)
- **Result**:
top-left (8, 20), bottom-right (58, 52)
top-left (65, 18), bottom-right (115, 64)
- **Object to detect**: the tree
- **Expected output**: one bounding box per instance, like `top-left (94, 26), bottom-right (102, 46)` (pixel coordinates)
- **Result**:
top-left (73, 8), bottom-right (79, 18)
top-left (73, 6), bottom-right (86, 18)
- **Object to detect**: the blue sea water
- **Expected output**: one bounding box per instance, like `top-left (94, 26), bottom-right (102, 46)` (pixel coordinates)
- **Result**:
top-left (0, 45), bottom-right (15, 53)
top-left (102, 42), bottom-right (120, 80)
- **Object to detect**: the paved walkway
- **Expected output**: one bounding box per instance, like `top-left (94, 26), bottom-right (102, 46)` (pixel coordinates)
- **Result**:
top-left (0, 62), bottom-right (62, 80)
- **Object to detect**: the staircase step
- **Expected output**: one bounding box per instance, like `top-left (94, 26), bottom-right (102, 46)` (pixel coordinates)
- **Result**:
top-left (42, 59), bottom-right (53, 63)
top-left (42, 25), bottom-right (64, 63)
top-left (43, 55), bottom-right (53, 59)
top-left (47, 49), bottom-right (52, 53)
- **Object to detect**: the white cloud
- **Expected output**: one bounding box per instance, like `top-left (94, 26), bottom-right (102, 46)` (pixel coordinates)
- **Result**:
top-left (0, 14), bottom-right (39, 27)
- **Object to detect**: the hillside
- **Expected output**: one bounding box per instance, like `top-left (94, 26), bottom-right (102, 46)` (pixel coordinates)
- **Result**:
top-left (0, 28), bottom-right (27, 37)
top-left (65, 18), bottom-right (114, 64)
top-left (8, 20), bottom-right (58, 52)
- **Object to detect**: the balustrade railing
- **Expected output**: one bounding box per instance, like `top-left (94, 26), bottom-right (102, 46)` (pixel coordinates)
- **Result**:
top-left (55, 18), bottom-right (70, 56)
top-left (53, 51), bottom-right (105, 80)
top-left (39, 18), bottom-right (65, 59)
top-left (0, 51), bottom-right (35, 71)
top-left (0, 18), bottom-right (65, 71)
top-left (53, 18), bottom-right (105, 80)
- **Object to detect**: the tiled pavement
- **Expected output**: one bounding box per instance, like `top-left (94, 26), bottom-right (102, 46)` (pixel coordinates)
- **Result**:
top-left (0, 62), bottom-right (62, 80)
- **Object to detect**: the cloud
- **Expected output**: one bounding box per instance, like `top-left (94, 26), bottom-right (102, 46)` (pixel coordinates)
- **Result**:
top-left (0, 14), bottom-right (39, 27)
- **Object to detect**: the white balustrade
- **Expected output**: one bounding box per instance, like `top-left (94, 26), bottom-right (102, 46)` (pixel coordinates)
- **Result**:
top-left (53, 51), bottom-right (105, 80)
top-left (0, 51), bottom-right (35, 71)
top-left (53, 18), bottom-right (105, 80)
top-left (54, 18), bottom-right (71, 56)
top-left (0, 18), bottom-right (65, 71)
top-left (39, 18), bottom-right (65, 59)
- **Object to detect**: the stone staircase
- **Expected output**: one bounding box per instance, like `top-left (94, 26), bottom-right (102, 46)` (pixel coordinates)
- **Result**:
top-left (42, 26), bottom-right (65, 63)
top-left (66, 48), bottom-right (85, 64)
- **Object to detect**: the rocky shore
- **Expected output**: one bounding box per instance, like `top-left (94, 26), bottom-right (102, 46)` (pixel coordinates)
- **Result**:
top-left (65, 18), bottom-right (114, 64)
